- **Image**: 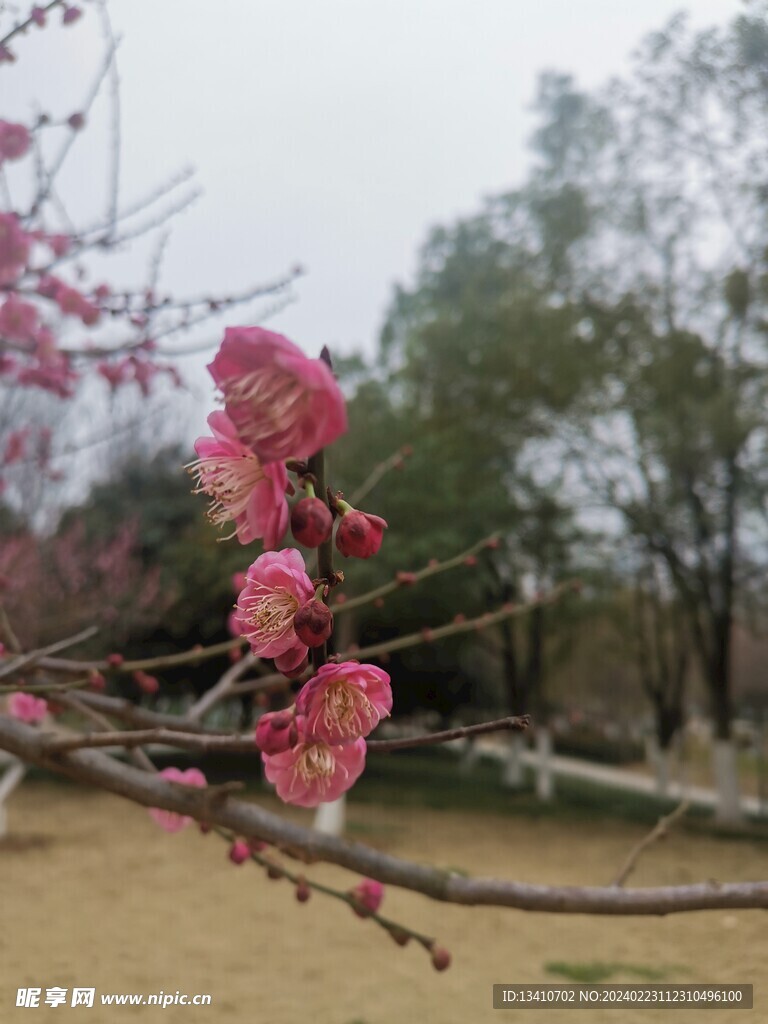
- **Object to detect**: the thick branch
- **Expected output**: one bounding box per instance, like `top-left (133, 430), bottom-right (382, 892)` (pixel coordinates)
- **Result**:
top-left (2, 716), bottom-right (766, 915)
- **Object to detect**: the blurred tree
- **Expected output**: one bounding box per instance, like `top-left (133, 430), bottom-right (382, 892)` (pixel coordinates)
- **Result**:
top-left (519, 2), bottom-right (768, 820)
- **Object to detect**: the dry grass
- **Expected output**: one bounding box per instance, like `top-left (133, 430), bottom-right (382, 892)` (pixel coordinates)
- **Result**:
top-left (1, 782), bottom-right (766, 1024)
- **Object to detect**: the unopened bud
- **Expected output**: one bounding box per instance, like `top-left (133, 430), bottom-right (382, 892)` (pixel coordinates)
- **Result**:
top-left (88, 671), bottom-right (106, 691)
top-left (430, 945), bottom-right (452, 971)
top-left (229, 840), bottom-right (250, 865)
top-left (255, 709), bottom-right (297, 755)
top-left (293, 599), bottom-right (333, 647)
top-left (335, 505), bottom-right (387, 559)
top-left (295, 878), bottom-right (311, 903)
top-left (291, 496), bottom-right (333, 548)
top-left (133, 670), bottom-right (159, 695)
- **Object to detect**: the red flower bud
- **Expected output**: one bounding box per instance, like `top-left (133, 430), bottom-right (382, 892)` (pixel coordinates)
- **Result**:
top-left (106, 652), bottom-right (124, 668)
top-left (229, 839), bottom-right (250, 865)
top-left (430, 945), bottom-right (452, 971)
top-left (291, 496), bottom-right (333, 548)
top-left (295, 878), bottom-right (311, 903)
top-left (254, 709), bottom-right (297, 755)
top-left (293, 599), bottom-right (333, 647)
top-left (396, 571), bottom-right (416, 586)
top-left (335, 509), bottom-right (387, 559)
top-left (133, 670), bottom-right (159, 694)
top-left (88, 671), bottom-right (106, 691)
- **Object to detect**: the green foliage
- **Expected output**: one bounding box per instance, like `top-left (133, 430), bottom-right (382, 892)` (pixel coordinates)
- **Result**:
top-left (545, 962), bottom-right (679, 983)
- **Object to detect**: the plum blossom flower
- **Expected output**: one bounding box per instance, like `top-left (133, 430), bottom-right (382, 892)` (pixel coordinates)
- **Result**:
top-left (262, 725), bottom-right (366, 807)
top-left (0, 295), bottom-right (38, 343)
top-left (235, 549), bottom-right (314, 673)
top-left (0, 214), bottom-right (31, 284)
top-left (0, 121), bottom-right (31, 163)
top-left (190, 410), bottom-right (288, 547)
top-left (296, 661), bottom-right (392, 745)
top-left (148, 767), bottom-right (207, 833)
top-left (207, 326), bottom-right (347, 462)
top-left (7, 691), bottom-right (48, 723)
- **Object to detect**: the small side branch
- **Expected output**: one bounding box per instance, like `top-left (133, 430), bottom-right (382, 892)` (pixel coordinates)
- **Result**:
top-left (612, 800), bottom-right (691, 888)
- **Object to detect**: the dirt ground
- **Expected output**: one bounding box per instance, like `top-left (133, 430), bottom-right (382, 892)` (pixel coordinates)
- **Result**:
top-left (1, 783), bottom-right (766, 1024)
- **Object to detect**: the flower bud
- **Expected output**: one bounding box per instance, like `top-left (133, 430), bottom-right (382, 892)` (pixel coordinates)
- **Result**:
top-left (293, 599), bottom-right (333, 648)
top-left (295, 879), bottom-right (311, 903)
top-left (254, 709), bottom-right (297, 755)
top-left (335, 507), bottom-right (387, 559)
top-left (229, 839), bottom-right (250, 865)
top-left (291, 496), bottom-right (333, 548)
top-left (106, 652), bottom-right (124, 668)
top-left (349, 878), bottom-right (384, 917)
top-left (89, 671), bottom-right (106, 691)
top-left (430, 945), bottom-right (452, 971)
top-left (133, 670), bottom-right (159, 695)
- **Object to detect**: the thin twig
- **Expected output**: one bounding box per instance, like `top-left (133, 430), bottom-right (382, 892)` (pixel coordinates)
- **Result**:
top-left (349, 445), bottom-right (412, 506)
top-left (367, 715), bottom-right (530, 752)
top-left (0, 626), bottom-right (99, 680)
top-left (612, 799), bottom-right (691, 887)
top-left (334, 533), bottom-right (500, 616)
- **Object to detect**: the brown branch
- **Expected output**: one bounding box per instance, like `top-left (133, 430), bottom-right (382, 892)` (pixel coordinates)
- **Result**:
top-left (37, 714), bottom-right (530, 757)
top-left (1, 715), bottom-right (765, 915)
top-left (334, 533), bottom-right (499, 616)
top-left (0, 0), bottom-right (63, 49)
top-left (42, 727), bottom-right (258, 755)
top-left (612, 800), bottom-right (691, 888)
top-left (55, 693), bottom-right (155, 773)
top-left (367, 715), bottom-right (530, 752)
top-left (228, 584), bottom-right (577, 698)
top-left (32, 637), bottom-right (242, 677)
top-left (335, 581), bottom-right (576, 662)
top-left (0, 626), bottom-right (99, 680)
top-left (348, 445), bottom-right (412, 507)
top-left (184, 651), bottom-right (257, 722)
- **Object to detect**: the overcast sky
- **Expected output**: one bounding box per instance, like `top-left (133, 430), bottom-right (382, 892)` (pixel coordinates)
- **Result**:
top-left (5, 0), bottom-right (743, 422)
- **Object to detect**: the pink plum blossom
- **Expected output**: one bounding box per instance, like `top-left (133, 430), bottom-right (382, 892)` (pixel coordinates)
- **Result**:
top-left (296, 661), bottom-right (392, 745)
top-left (0, 295), bottom-right (38, 343)
top-left (207, 326), bottom-right (347, 462)
top-left (148, 766), bottom-right (207, 833)
top-left (190, 410), bottom-right (288, 547)
top-left (262, 725), bottom-right (366, 807)
top-left (3, 429), bottom-right (29, 465)
top-left (0, 214), bottom-right (31, 283)
top-left (0, 121), bottom-right (31, 163)
top-left (235, 548), bottom-right (314, 673)
top-left (7, 691), bottom-right (48, 723)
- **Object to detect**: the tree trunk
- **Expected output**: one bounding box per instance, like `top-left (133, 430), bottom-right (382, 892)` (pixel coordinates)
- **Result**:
top-left (502, 731), bottom-right (527, 789)
top-left (709, 620), bottom-right (742, 823)
top-left (712, 740), bottom-right (742, 825)
top-left (0, 759), bottom-right (26, 839)
top-left (534, 727), bottom-right (554, 802)
top-left (313, 795), bottom-right (346, 836)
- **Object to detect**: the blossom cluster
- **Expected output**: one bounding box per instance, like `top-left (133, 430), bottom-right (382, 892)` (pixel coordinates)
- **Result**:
top-left (189, 326), bottom-right (392, 806)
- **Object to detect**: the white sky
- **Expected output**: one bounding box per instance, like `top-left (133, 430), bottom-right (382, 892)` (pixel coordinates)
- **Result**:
top-left (4, 0), bottom-right (744, 426)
